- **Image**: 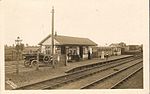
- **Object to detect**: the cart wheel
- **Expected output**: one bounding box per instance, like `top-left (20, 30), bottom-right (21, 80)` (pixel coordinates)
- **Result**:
top-left (43, 55), bottom-right (50, 63)
top-left (24, 60), bottom-right (30, 67)
top-left (31, 60), bottom-right (38, 68)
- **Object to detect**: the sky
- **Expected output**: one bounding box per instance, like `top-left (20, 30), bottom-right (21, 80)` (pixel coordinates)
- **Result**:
top-left (3, 0), bottom-right (149, 46)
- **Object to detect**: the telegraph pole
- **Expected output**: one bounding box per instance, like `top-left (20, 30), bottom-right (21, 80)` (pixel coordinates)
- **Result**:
top-left (51, 6), bottom-right (55, 68)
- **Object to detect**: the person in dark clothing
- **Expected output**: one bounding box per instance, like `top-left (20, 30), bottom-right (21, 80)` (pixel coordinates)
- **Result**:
top-left (88, 51), bottom-right (91, 59)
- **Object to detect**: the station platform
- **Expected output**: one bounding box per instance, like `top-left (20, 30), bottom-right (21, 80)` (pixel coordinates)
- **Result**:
top-left (5, 55), bottom-right (132, 90)
top-left (65, 55), bottom-right (132, 73)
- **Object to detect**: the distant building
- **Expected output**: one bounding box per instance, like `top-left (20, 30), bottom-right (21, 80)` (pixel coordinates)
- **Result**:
top-left (109, 43), bottom-right (122, 55)
top-left (38, 34), bottom-right (97, 64)
top-left (92, 46), bottom-right (113, 58)
top-left (118, 42), bottom-right (127, 47)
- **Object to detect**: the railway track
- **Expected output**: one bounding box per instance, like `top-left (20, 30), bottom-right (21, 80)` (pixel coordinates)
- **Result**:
top-left (81, 61), bottom-right (142, 89)
top-left (110, 67), bottom-right (143, 89)
top-left (111, 68), bottom-right (143, 89)
top-left (57, 58), bottom-right (142, 89)
top-left (15, 56), bottom-right (142, 90)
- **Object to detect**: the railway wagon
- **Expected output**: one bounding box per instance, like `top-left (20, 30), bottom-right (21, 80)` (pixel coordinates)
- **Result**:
top-left (122, 50), bottom-right (142, 56)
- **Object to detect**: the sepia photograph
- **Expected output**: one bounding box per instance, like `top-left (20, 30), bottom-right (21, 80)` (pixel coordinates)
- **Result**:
top-left (1, 0), bottom-right (149, 94)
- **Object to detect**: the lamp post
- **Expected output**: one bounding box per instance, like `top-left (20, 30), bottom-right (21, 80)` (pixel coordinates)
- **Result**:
top-left (15, 37), bottom-right (22, 74)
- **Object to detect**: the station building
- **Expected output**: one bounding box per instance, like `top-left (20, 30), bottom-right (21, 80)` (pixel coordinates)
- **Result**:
top-left (38, 34), bottom-right (97, 65)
